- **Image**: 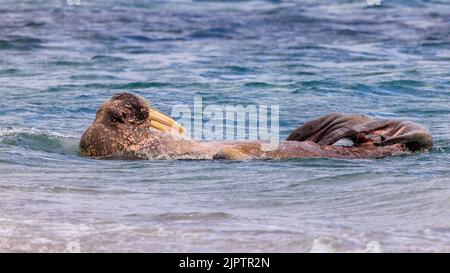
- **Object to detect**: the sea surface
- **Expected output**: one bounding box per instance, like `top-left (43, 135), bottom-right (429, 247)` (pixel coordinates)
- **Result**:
top-left (0, 0), bottom-right (449, 252)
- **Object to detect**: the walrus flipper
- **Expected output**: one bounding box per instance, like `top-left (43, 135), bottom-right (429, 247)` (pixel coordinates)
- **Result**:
top-left (350, 119), bottom-right (432, 151)
top-left (374, 122), bottom-right (433, 151)
top-left (288, 114), bottom-right (433, 152)
top-left (287, 113), bottom-right (370, 145)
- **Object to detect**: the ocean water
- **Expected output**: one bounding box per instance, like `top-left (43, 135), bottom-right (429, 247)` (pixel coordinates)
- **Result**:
top-left (0, 0), bottom-right (450, 252)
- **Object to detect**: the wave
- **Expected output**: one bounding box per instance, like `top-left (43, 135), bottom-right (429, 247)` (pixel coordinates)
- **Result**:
top-left (0, 36), bottom-right (43, 51)
top-left (154, 212), bottom-right (234, 222)
top-left (0, 127), bottom-right (80, 155)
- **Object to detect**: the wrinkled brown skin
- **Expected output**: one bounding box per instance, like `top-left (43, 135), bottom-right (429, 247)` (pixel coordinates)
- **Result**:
top-left (80, 93), bottom-right (433, 160)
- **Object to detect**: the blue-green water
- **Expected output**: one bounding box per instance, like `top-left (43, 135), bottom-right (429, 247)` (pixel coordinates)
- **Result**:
top-left (0, 0), bottom-right (449, 252)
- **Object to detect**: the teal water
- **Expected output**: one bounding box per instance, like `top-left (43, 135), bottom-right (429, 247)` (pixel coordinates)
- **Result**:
top-left (0, 0), bottom-right (449, 252)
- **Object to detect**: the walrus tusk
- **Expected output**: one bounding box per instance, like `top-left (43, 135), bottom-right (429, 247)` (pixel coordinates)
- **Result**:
top-left (148, 109), bottom-right (185, 134)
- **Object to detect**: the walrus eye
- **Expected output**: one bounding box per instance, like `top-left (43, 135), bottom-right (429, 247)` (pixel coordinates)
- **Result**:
top-left (134, 108), bottom-right (149, 122)
top-left (109, 109), bottom-right (126, 124)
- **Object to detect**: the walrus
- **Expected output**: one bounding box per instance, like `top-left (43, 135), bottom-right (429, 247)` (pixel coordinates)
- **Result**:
top-left (79, 93), bottom-right (433, 160)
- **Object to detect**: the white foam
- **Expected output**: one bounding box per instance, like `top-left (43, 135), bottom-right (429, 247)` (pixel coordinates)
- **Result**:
top-left (0, 126), bottom-right (74, 139)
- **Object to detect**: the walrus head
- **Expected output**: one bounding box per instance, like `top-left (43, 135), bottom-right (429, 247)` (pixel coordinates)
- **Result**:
top-left (80, 93), bottom-right (184, 157)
